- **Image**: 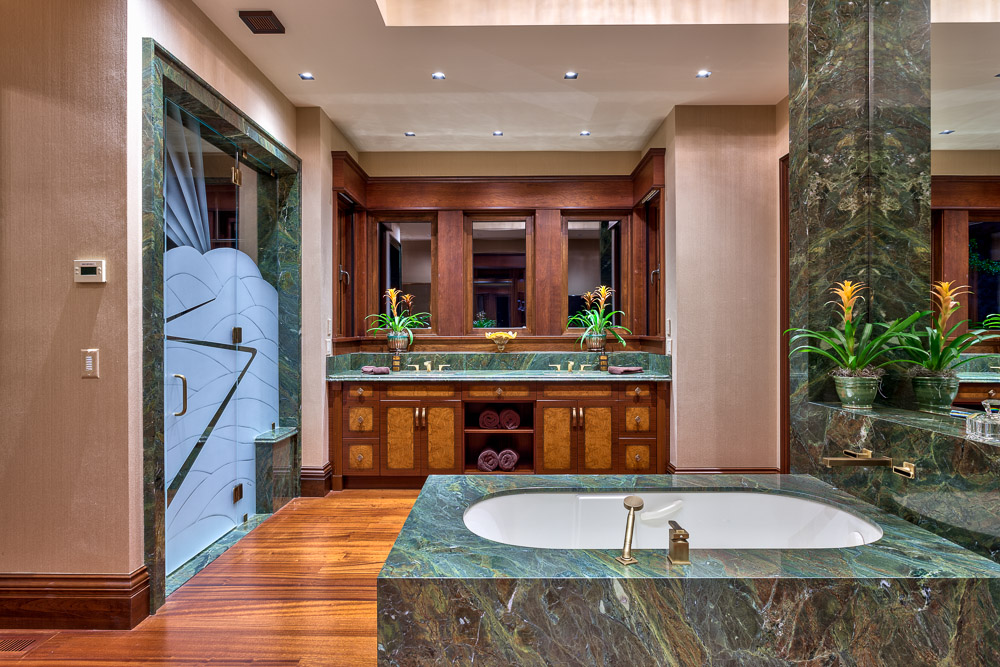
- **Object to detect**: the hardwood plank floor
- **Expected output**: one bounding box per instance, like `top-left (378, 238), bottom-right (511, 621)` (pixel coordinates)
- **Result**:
top-left (0, 490), bottom-right (419, 666)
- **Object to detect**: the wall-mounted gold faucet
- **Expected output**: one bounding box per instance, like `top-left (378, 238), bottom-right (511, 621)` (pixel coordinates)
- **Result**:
top-left (615, 495), bottom-right (644, 566)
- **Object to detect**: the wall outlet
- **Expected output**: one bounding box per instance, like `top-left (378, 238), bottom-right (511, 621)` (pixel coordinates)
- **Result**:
top-left (81, 349), bottom-right (99, 378)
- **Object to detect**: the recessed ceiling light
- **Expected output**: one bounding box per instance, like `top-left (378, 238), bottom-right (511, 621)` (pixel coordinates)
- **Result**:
top-left (298, 72), bottom-right (315, 80)
top-left (493, 131), bottom-right (504, 136)
top-left (939, 129), bottom-right (956, 135)
top-left (696, 70), bottom-right (712, 78)
top-left (580, 130), bottom-right (591, 136)
top-left (431, 71), bottom-right (446, 80)
top-left (404, 132), bottom-right (416, 137)
top-left (564, 71), bottom-right (579, 79)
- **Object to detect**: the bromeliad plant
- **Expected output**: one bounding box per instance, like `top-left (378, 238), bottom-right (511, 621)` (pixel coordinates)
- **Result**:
top-left (787, 280), bottom-right (924, 376)
top-left (568, 285), bottom-right (632, 348)
top-left (897, 281), bottom-right (999, 376)
top-left (366, 288), bottom-right (430, 344)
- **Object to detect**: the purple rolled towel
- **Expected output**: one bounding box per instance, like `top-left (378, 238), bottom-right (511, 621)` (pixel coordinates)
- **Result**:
top-left (479, 410), bottom-right (500, 429)
top-left (361, 366), bottom-right (391, 375)
top-left (477, 448), bottom-right (499, 472)
top-left (499, 409), bottom-right (520, 430)
top-left (608, 366), bottom-right (643, 375)
top-left (497, 449), bottom-right (519, 471)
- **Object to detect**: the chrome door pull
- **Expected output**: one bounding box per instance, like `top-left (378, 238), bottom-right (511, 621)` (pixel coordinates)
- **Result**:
top-left (173, 374), bottom-right (188, 416)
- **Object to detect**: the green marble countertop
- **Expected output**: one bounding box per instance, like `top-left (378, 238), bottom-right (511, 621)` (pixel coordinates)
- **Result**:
top-left (328, 369), bottom-right (670, 382)
top-left (380, 474), bottom-right (1000, 581)
top-left (254, 426), bottom-right (299, 444)
top-left (957, 372), bottom-right (1000, 383)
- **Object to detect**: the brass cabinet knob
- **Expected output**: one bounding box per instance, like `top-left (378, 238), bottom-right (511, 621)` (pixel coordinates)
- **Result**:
top-left (357, 416), bottom-right (365, 425)
top-left (356, 454), bottom-right (364, 462)
top-left (495, 387), bottom-right (504, 397)
top-left (990, 389), bottom-right (996, 398)
top-left (635, 454), bottom-right (641, 462)
top-left (356, 387), bottom-right (364, 397)
top-left (634, 415), bottom-right (642, 425)
top-left (634, 387), bottom-right (642, 396)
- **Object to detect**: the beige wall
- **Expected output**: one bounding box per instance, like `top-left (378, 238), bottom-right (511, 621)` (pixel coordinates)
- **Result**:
top-left (358, 151), bottom-right (641, 177)
top-left (668, 106), bottom-right (780, 469)
top-left (1, 1), bottom-right (137, 573)
top-left (932, 150), bottom-right (1000, 175)
top-left (931, 0), bottom-right (1000, 22)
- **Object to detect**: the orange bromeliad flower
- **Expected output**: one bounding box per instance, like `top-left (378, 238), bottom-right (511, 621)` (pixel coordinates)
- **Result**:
top-left (930, 281), bottom-right (971, 336)
top-left (385, 288), bottom-right (401, 316)
top-left (401, 293), bottom-right (415, 313)
top-left (829, 280), bottom-right (866, 324)
top-left (595, 285), bottom-right (614, 311)
top-left (582, 291), bottom-right (595, 309)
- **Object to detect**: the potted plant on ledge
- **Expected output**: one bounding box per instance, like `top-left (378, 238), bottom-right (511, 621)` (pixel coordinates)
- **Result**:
top-left (787, 281), bottom-right (923, 409)
top-left (897, 282), bottom-right (1000, 412)
top-left (568, 285), bottom-right (631, 352)
top-left (366, 288), bottom-right (430, 353)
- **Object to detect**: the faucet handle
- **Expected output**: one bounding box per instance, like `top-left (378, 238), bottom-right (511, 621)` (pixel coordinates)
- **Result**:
top-left (437, 364), bottom-right (451, 372)
top-left (407, 364), bottom-right (421, 372)
top-left (578, 364), bottom-right (592, 372)
top-left (548, 364), bottom-right (562, 372)
top-left (623, 495), bottom-right (644, 511)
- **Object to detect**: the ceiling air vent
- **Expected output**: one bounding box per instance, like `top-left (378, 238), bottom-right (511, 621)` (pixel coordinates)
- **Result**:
top-left (239, 10), bottom-right (285, 34)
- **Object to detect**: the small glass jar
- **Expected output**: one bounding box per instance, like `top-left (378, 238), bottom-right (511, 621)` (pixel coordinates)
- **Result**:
top-left (966, 400), bottom-right (1000, 443)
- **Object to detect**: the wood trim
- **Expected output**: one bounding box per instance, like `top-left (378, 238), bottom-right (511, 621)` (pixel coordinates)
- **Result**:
top-left (300, 461), bottom-right (334, 497)
top-left (630, 148), bottom-right (665, 207)
top-left (332, 151), bottom-right (368, 208)
top-left (0, 567), bottom-right (149, 630)
top-left (779, 154), bottom-right (790, 474)
top-left (931, 175), bottom-right (1000, 210)
top-left (665, 463), bottom-right (782, 474)
top-left (352, 335), bottom-right (666, 353)
top-left (366, 176), bottom-right (633, 210)
top-left (933, 209), bottom-right (970, 333)
top-left (534, 210), bottom-right (565, 336)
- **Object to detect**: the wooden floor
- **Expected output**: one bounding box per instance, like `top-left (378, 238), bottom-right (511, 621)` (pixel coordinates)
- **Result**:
top-left (0, 490), bottom-right (419, 666)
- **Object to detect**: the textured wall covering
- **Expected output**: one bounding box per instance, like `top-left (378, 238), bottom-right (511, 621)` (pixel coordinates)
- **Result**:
top-left (141, 41), bottom-right (301, 611)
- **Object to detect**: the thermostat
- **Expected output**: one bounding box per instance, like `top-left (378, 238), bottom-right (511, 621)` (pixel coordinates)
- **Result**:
top-left (74, 260), bottom-right (106, 283)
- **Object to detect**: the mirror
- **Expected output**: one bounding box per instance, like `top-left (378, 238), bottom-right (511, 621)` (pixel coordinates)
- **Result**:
top-left (378, 221), bottom-right (432, 325)
top-left (567, 220), bottom-right (621, 322)
top-left (471, 220), bottom-right (527, 328)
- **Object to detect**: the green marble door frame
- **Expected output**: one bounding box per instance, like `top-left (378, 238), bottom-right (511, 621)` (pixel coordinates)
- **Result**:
top-left (788, 0), bottom-right (931, 469)
top-left (141, 39), bottom-right (302, 611)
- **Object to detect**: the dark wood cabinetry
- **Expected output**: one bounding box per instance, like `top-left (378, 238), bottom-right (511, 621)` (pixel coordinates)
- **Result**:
top-left (330, 379), bottom-right (668, 486)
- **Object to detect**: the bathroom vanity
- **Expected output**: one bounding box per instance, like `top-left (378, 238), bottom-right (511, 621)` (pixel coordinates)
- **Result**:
top-left (328, 352), bottom-right (671, 487)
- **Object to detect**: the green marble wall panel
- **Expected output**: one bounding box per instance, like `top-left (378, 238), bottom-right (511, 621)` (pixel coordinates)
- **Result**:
top-left (141, 39), bottom-right (301, 612)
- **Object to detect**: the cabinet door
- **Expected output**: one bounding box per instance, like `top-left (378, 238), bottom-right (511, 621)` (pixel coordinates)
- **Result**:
top-left (535, 401), bottom-right (578, 474)
top-left (380, 401), bottom-right (421, 475)
top-left (423, 402), bottom-right (463, 474)
top-left (578, 402), bottom-right (616, 474)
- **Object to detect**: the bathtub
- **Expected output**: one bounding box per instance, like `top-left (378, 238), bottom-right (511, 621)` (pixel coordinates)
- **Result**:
top-left (464, 491), bottom-right (883, 549)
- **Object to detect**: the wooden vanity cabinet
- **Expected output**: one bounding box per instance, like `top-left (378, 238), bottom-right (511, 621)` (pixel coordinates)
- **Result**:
top-left (380, 399), bottom-right (462, 475)
top-left (955, 383), bottom-right (1000, 405)
top-left (535, 399), bottom-right (617, 474)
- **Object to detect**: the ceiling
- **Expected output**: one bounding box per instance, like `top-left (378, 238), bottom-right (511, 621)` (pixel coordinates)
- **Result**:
top-left (931, 23), bottom-right (1000, 150)
top-left (191, 0), bottom-right (789, 152)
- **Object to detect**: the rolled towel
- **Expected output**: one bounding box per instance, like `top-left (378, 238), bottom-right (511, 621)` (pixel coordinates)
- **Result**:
top-left (499, 409), bottom-right (521, 430)
top-left (477, 448), bottom-right (499, 472)
top-left (608, 366), bottom-right (643, 375)
top-left (361, 366), bottom-right (391, 375)
top-left (497, 448), bottom-right (519, 471)
top-left (479, 410), bottom-right (501, 429)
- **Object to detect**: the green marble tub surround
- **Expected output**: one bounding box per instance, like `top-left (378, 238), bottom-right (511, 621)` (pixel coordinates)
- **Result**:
top-left (328, 351), bottom-right (670, 381)
top-left (254, 428), bottom-right (300, 514)
top-left (378, 474), bottom-right (1000, 665)
top-left (793, 402), bottom-right (1000, 563)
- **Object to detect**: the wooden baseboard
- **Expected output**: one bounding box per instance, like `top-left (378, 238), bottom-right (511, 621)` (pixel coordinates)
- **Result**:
top-left (343, 475), bottom-right (427, 489)
top-left (666, 463), bottom-right (781, 474)
top-left (0, 566), bottom-right (149, 630)
top-left (300, 462), bottom-right (334, 496)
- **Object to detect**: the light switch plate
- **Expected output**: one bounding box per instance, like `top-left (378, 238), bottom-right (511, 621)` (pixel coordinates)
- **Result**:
top-left (82, 349), bottom-right (99, 378)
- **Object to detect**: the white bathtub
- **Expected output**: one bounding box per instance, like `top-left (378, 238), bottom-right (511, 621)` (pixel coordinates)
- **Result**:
top-left (463, 491), bottom-right (883, 549)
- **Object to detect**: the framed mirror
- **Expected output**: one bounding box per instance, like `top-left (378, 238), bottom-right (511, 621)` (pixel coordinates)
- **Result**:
top-left (567, 219), bottom-right (621, 323)
top-left (377, 220), bottom-right (433, 328)
top-left (468, 218), bottom-right (529, 330)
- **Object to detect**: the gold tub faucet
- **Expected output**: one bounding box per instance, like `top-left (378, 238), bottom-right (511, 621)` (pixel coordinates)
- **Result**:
top-left (615, 495), bottom-right (644, 566)
top-left (822, 448), bottom-right (891, 468)
top-left (668, 521), bottom-right (690, 565)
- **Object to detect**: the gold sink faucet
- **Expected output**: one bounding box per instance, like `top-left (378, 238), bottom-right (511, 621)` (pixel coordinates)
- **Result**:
top-left (615, 495), bottom-right (644, 566)
top-left (567, 361), bottom-right (575, 372)
top-left (423, 361), bottom-right (432, 372)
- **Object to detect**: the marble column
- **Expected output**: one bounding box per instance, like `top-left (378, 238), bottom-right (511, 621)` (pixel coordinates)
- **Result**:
top-left (788, 0), bottom-right (931, 469)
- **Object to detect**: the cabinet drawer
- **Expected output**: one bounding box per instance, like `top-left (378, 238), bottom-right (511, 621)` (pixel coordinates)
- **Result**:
top-left (955, 383), bottom-right (1000, 403)
top-left (344, 383), bottom-right (378, 403)
top-left (621, 438), bottom-right (656, 473)
top-left (621, 383), bottom-right (654, 403)
top-left (344, 440), bottom-right (378, 474)
top-left (542, 383), bottom-right (613, 399)
top-left (384, 384), bottom-right (457, 399)
top-left (622, 404), bottom-right (656, 435)
top-left (464, 383), bottom-right (534, 400)
top-left (345, 404), bottom-right (378, 434)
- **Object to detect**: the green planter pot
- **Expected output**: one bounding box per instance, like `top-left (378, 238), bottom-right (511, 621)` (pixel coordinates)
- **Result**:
top-left (584, 332), bottom-right (608, 353)
top-left (911, 376), bottom-right (960, 413)
top-left (833, 376), bottom-right (879, 409)
top-left (386, 331), bottom-right (410, 353)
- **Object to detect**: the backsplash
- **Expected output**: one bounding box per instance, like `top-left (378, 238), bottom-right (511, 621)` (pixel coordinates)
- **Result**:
top-left (328, 351), bottom-right (670, 375)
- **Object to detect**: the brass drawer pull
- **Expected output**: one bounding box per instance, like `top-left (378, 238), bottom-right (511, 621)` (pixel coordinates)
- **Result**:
top-left (495, 387), bottom-right (504, 397)
top-left (421, 407), bottom-right (427, 426)
top-left (634, 387), bottom-right (642, 396)
top-left (356, 387), bottom-right (365, 397)
top-left (990, 389), bottom-right (996, 398)
top-left (634, 415), bottom-right (642, 425)
top-left (357, 416), bottom-right (365, 426)
top-left (571, 407), bottom-right (578, 427)
top-left (356, 454), bottom-right (364, 463)
top-left (635, 454), bottom-right (641, 462)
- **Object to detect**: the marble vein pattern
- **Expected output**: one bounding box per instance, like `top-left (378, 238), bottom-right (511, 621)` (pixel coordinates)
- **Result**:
top-left (378, 474), bottom-right (1000, 665)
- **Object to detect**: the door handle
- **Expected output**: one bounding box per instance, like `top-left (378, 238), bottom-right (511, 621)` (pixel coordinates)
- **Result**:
top-left (649, 267), bottom-right (660, 285)
top-left (339, 264), bottom-right (351, 286)
top-left (173, 374), bottom-right (187, 416)
top-left (571, 407), bottom-right (578, 428)
top-left (422, 407), bottom-right (428, 427)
